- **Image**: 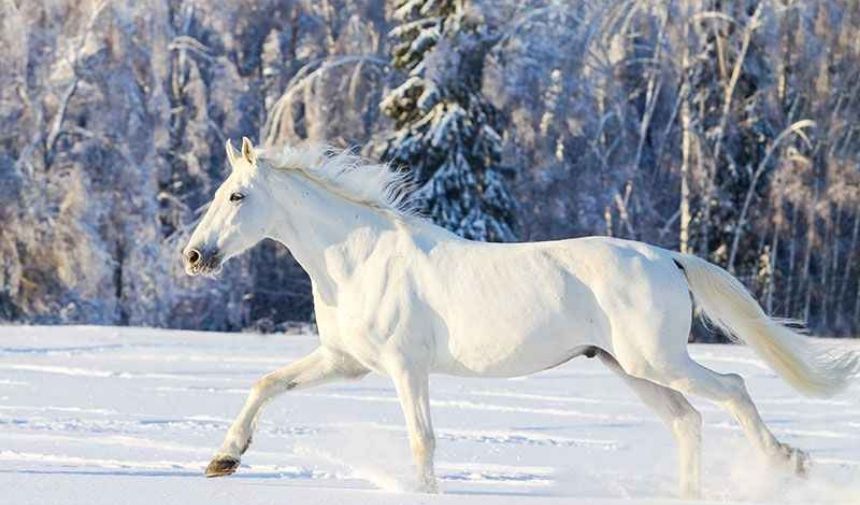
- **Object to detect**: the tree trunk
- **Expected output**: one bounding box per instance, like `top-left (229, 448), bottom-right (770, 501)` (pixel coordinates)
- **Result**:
top-left (679, 5), bottom-right (692, 254)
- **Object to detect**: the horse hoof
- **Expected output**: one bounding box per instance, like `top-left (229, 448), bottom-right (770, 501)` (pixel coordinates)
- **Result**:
top-left (790, 447), bottom-right (811, 478)
top-left (679, 483), bottom-right (701, 500)
top-left (419, 478), bottom-right (440, 494)
top-left (205, 456), bottom-right (240, 477)
top-left (776, 443), bottom-right (810, 477)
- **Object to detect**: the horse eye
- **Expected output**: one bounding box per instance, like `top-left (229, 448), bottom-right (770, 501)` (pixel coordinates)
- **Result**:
top-left (229, 192), bottom-right (245, 203)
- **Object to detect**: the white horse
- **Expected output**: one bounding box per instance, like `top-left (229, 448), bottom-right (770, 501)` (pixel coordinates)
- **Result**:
top-left (184, 137), bottom-right (858, 498)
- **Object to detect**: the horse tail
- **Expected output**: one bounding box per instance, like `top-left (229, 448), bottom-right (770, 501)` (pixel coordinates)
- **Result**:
top-left (672, 252), bottom-right (859, 398)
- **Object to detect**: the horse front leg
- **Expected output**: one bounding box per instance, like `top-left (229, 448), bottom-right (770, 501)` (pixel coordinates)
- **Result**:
top-left (390, 365), bottom-right (438, 493)
top-left (206, 346), bottom-right (367, 477)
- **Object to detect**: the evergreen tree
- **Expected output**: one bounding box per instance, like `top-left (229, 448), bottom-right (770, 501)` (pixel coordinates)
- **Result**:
top-left (381, 0), bottom-right (517, 242)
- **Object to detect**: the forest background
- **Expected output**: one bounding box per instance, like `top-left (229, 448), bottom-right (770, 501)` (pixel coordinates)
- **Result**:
top-left (1, 0), bottom-right (858, 341)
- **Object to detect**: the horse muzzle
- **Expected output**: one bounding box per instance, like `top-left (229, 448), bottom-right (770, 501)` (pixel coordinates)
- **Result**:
top-left (183, 246), bottom-right (222, 276)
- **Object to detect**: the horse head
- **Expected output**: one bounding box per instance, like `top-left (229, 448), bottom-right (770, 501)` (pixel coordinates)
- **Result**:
top-left (183, 137), bottom-right (273, 275)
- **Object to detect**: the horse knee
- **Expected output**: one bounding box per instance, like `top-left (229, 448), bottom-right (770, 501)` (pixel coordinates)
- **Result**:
top-left (674, 407), bottom-right (702, 439)
top-left (686, 408), bottom-right (702, 430)
top-left (252, 376), bottom-right (273, 396)
top-left (252, 373), bottom-right (295, 400)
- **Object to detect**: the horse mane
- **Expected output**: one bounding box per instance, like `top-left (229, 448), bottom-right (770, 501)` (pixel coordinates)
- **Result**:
top-left (260, 143), bottom-right (417, 216)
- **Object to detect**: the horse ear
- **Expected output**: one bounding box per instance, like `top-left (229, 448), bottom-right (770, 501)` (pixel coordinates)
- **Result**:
top-left (225, 139), bottom-right (238, 167)
top-left (241, 137), bottom-right (257, 165)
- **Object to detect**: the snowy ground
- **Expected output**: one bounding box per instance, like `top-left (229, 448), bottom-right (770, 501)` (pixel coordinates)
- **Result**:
top-left (0, 326), bottom-right (858, 505)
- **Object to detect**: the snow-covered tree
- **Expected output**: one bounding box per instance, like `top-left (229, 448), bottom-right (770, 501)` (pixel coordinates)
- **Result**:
top-left (381, 0), bottom-right (517, 242)
top-left (2, 0), bottom-right (860, 337)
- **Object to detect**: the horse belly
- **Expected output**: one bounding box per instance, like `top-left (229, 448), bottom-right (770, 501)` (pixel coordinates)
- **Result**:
top-left (431, 273), bottom-right (609, 377)
top-left (437, 327), bottom-right (595, 377)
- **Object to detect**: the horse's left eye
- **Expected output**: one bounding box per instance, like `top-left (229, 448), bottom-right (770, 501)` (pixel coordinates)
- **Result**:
top-left (229, 192), bottom-right (245, 203)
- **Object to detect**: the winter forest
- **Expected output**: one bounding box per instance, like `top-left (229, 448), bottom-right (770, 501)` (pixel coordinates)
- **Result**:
top-left (1, 0), bottom-right (859, 339)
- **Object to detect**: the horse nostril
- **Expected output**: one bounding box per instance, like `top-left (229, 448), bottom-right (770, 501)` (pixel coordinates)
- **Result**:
top-left (186, 248), bottom-right (201, 266)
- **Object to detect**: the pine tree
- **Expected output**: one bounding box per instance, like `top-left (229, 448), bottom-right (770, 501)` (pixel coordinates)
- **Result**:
top-left (381, 0), bottom-right (517, 242)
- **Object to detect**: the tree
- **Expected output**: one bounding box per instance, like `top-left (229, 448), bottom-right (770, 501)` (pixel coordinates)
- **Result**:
top-left (381, 0), bottom-right (517, 242)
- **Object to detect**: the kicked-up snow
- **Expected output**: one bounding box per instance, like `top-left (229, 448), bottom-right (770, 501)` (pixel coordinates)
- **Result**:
top-left (0, 326), bottom-right (858, 504)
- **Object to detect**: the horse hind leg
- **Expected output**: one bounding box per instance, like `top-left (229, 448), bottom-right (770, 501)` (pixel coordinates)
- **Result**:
top-left (641, 356), bottom-right (809, 477)
top-left (597, 350), bottom-right (702, 499)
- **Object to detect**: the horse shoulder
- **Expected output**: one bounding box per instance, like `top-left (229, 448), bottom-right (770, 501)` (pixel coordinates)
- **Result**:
top-left (314, 231), bottom-right (429, 369)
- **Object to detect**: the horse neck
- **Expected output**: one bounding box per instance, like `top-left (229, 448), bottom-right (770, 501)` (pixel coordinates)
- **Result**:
top-left (267, 171), bottom-right (397, 304)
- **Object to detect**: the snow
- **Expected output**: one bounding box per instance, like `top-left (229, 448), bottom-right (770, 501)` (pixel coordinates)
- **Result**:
top-left (1, 325), bottom-right (858, 505)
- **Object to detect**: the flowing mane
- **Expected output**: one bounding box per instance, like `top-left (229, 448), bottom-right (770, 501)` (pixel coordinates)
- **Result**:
top-left (260, 143), bottom-right (416, 216)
